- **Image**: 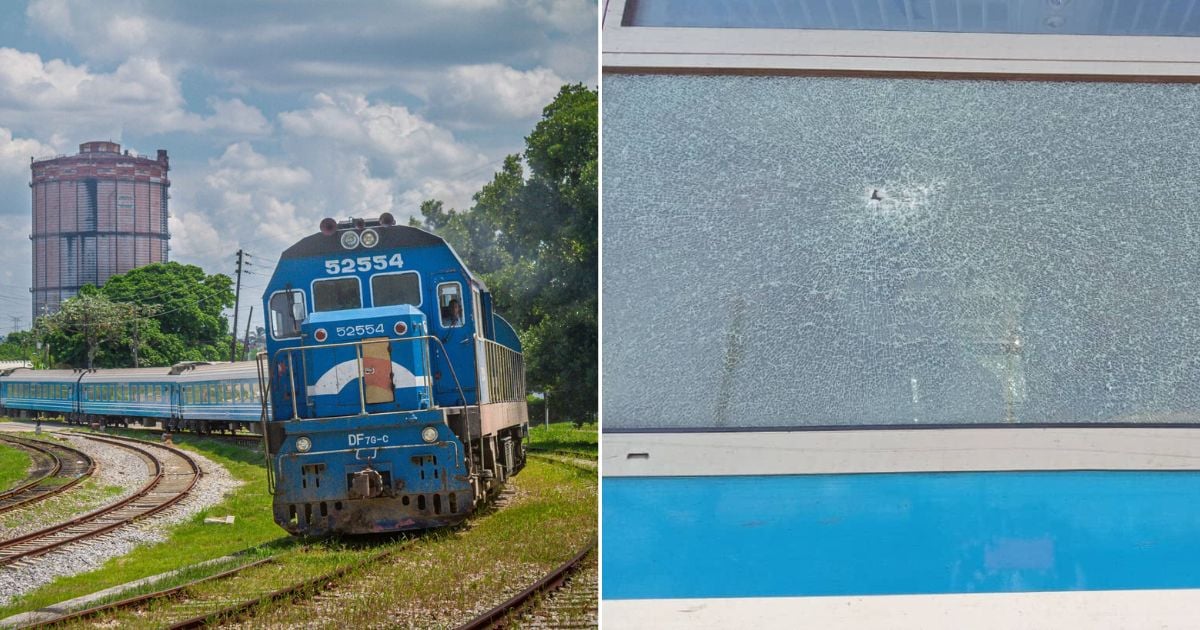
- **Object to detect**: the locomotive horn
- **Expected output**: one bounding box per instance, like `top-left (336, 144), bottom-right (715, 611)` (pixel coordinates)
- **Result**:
top-left (319, 218), bottom-right (337, 235)
top-left (353, 217), bottom-right (366, 230)
top-left (379, 212), bottom-right (396, 226)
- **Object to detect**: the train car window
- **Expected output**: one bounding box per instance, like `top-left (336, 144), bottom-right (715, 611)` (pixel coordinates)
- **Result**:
top-left (437, 282), bottom-right (464, 328)
top-left (371, 272), bottom-right (421, 307)
top-left (312, 277), bottom-right (361, 312)
top-left (269, 290), bottom-right (306, 340)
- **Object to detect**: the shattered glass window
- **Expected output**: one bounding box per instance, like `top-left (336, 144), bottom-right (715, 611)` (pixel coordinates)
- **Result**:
top-left (602, 74), bottom-right (1200, 429)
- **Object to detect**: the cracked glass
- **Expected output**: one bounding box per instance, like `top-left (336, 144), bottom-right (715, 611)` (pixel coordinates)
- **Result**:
top-left (602, 74), bottom-right (1200, 429)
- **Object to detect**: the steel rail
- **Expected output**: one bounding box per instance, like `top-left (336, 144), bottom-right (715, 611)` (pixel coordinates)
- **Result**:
top-left (166, 548), bottom-right (399, 630)
top-left (24, 556), bottom-right (277, 629)
top-left (0, 434), bottom-right (200, 565)
top-left (0, 434), bottom-right (93, 515)
top-left (160, 457), bottom-right (585, 629)
top-left (455, 540), bottom-right (598, 630)
top-left (527, 451), bottom-right (598, 473)
top-left (0, 435), bottom-right (61, 500)
top-left (0, 436), bottom-right (93, 516)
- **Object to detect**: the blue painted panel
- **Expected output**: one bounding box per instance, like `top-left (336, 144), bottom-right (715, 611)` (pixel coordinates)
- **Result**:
top-left (603, 472), bottom-right (1200, 599)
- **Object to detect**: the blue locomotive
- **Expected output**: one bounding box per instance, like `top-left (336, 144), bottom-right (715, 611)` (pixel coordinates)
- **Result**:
top-left (0, 361), bottom-right (262, 433)
top-left (260, 214), bottom-right (528, 535)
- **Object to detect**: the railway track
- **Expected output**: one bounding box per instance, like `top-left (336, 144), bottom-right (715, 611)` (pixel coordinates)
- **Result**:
top-left (0, 435), bottom-right (94, 515)
top-left (457, 540), bottom-right (597, 630)
top-left (11, 448), bottom-right (595, 628)
top-left (20, 555), bottom-right (278, 628)
top-left (0, 434), bottom-right (200, 566)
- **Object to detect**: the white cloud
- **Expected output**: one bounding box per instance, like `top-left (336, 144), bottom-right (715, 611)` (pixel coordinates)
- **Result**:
top-left (25, 0), bottom-right (597, 95)
top-left (0, 48), bottom-right (271, 139)
top-left (0, 127), bottom-right (57, 178)
top-left (280, 92), bottom-right (488, 177)
top-left (408, 64), bottom-right (565, 127)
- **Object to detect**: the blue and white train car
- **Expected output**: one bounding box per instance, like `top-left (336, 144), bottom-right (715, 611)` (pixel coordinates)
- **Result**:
top-left (2, 368), bottom-right (80, 416)
top-left (261, 215), bottom-right (528, 535)
top-left (79, 368), bottom-right (174, 425)
top-left (172, 361), bottom-right (262, 433)
top-left (0, 362), bottom-right (265, 434)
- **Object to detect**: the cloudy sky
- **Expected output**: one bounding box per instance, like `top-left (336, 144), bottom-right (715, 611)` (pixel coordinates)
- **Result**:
top-left (0, 0), bottom-right (597, 335)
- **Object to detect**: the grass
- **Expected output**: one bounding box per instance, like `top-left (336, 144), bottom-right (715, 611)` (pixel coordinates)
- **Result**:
top-left (1, 421), bottom-right (597, 629)
top-left (0, 441), bottom-right (33, 493)
top-left (527, 421), bottom-right (597, 457)
top-left (229, 458), bottom-right (597, 629)
top-left (69, 458), bottom-right (596, 629)
top-left (0, 430), bottom-right (292, 619)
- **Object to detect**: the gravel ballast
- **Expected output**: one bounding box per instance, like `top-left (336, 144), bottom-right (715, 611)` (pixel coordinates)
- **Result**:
top-left (0, 430), bottom-right (242, 606)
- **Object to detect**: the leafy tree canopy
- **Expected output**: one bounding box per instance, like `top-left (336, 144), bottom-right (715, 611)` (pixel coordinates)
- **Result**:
top-left (412, 84), bottom-right (597, 422)
top-left (37, 262), bottom-right (234, 368)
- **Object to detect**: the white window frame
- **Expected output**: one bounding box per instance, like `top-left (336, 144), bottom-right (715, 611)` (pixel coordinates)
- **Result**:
top-left (370, 270), bottom-right (423, 308)
top-left (268, 288), bottom-right (308, 341)
top-left (310, 276), bottom-right (363, 313)
top-left (603, 0), bottom-right (1200, 79)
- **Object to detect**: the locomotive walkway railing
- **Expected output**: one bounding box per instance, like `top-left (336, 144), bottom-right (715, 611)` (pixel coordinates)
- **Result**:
top-left (479, 338), bottom-right (525, 404)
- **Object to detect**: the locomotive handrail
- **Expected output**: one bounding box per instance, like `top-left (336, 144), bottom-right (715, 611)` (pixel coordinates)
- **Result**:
top-left (255, 351), bottom-right (276, 495)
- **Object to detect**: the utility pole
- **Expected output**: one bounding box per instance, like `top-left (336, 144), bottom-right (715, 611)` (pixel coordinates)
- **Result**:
top-left (230, 249), bottom-right (246, 362)
top-left (131, 318), bottom-right (140, 368)
top-left (242, 306), bottom-right (254, 362)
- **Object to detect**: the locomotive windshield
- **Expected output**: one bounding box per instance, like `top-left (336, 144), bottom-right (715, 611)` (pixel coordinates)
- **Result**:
top-left (313, 277), bottom-right (362, 312)
top-left (372, 271), bottom-right (421, 307)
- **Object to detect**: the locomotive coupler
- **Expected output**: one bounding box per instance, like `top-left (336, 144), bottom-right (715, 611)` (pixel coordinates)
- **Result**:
top-left (348, 467), bottom-right (385, 499)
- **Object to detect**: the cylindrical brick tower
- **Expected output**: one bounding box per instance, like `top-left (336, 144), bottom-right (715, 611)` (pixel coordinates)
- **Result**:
top-left (30, 141), bottom-right (170, 319)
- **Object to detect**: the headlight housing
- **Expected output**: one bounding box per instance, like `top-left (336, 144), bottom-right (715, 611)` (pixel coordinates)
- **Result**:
top-left (360, 228), bottom-right (379, 248)
top-left (421, 426), bottom-right (439, 443)
top-left (339, 230), bottom-right (360, 249)
top-left (296, 436), bottom-right (312, 452)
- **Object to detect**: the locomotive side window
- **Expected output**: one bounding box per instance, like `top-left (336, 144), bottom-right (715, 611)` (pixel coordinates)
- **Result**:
top-left (313, 277), bottom-right (362, 312)
top-left (437, 282), bottom-right (464, 328)
top-left (269, 290), bottom-right (306, 340)
top-left (371, 271), bottom-right (422, 307)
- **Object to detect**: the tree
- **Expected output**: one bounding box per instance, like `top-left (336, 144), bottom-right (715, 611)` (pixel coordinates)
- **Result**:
top-left (413, 84), bottom-right (598, 422)
top-left (37, 262), bottom-right (235, 368)
top-left (0, 331), bottom-right (36, 362)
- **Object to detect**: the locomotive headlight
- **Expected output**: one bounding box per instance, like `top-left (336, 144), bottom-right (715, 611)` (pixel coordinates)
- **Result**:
top-left (296, 436), bottom-right (313, 452)
top-left (421, 426), bottom-right (439, 443)
top-left (359, 228), bottom-right (379, 248)
top-left (339, 230), bottom-right (360, 249)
